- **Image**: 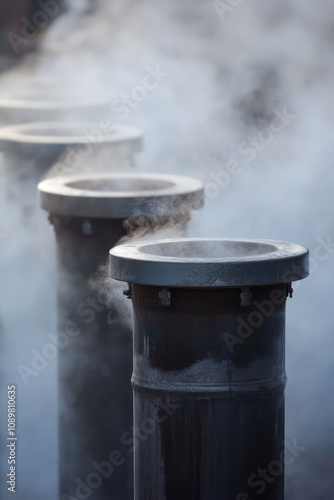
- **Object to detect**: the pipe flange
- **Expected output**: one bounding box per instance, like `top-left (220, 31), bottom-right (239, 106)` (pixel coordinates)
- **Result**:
top-left (0, 122), bottom-right (143, 158)
top-left (38, 173), bottom-right (204, 219)
top-left (109, 238), bottom-right (309, 287)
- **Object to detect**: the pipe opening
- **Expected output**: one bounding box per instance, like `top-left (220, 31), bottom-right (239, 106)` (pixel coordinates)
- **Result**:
top-left (0, 97), bottom-right (107, 109)
top-left (39, 174), bottom-right (204, 218)
top-left (0, 123), bottom-right (143, 147)
top-left (19, 126), bottom-right (105, 138)
top-left (138, 240), bottom-right (278, 259)
top-left (0, 123), bottom-right (118, 140)
top-left (66, 178), bottom-right (176, 193)
top-left (109, 238), bottom-right (309, 287)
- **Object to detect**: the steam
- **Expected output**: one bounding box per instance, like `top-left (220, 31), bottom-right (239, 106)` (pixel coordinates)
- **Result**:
top-left (89, 265), bottom-right (133, 333)
top-left (46, 142), bottom-right (137, 178)
top-left (1, 0), bottom-right (334, 499)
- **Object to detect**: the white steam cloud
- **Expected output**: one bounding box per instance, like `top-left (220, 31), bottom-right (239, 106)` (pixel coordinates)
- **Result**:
top-left (1, 1), bottom-right (333, 499)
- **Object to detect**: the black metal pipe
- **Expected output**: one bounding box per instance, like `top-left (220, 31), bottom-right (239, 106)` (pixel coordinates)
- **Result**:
top-left (109, 238), bottom-right (309, 500)
top-left (38, 175), bottom-right (204, 500)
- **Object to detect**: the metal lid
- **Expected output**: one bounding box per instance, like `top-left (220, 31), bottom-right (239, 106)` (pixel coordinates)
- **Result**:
top-left (38, 173), bottom-right (204, 218)
top-left (0, 122), bottom-right (143, 158)
top-left (0, 89), bottom-right (110, 124)
top-left (0, 96), bottom-right (107, 111)
top-left (109, 238), bottom-right (309, 287)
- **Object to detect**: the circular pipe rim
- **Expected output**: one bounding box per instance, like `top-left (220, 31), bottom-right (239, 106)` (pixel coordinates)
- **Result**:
top-left (38, 173), bottom-right (204, 218)
top-left (109, 238), bottom-right (309, 287)
top-left (0, 97), bottom-right (109, 111)
top-left (0, 122), bottom-right (143, 151)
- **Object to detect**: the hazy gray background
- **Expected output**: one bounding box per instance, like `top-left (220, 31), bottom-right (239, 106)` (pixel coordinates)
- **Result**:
top-left (0, 0), bottom-right (333, 498)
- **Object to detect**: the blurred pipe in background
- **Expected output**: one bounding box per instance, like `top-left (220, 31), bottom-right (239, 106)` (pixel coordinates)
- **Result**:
top-left (0, 122), bottom-right (143, 220)
top-left (0, 0), bottom-right (65, 56)
top-left (0, 89), bottom-right (111, 125)
top-left (38, 172), bottom-right (204, 500)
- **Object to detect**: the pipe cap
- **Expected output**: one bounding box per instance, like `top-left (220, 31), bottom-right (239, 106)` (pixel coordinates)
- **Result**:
top-left (109, 238), bottom-right (309, 287)
top-left (38, 173), bottom-right (204, 219)
top-left (0, 122), bottom-right (143, 159)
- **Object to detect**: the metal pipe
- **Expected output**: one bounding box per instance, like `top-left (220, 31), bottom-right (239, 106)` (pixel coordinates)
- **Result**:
top-left (0, 88), bottom-right (109, 124)
top-left (0, 121), bottom-right (142, 225)
top-left (109, 238), bottom-right (309, 500)
top-left (38, 175), bottom-right (204, 500)
top-left (0, 121), bottom-right (142, 174)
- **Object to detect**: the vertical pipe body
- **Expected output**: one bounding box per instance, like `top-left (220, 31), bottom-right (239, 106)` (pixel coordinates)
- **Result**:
top-left (53, 217), bottom-right (190, 500)
top-left (39, 176), bottom-right (203, 499)
top-left (54, 215), bottom-right (132, 500)
top-left (131, 284), bottom-right (287, 500)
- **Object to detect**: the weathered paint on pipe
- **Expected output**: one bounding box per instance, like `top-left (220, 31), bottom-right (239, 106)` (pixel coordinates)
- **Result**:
top-left (132, 284), bottom-right (286, 500)
top-left (109, 238), bottom-right (309, 500)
